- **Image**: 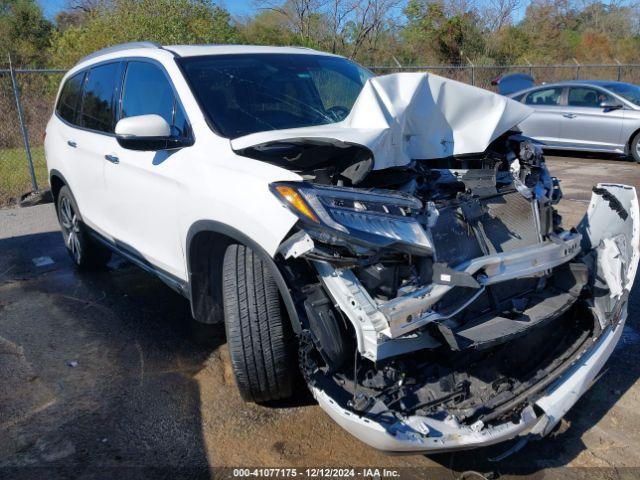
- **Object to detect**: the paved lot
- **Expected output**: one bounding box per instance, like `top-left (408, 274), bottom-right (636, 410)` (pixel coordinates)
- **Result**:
top-left (1, 154), bottom-right (640, 478)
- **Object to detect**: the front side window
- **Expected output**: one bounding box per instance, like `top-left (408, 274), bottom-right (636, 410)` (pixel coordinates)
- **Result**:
top-left (568, 87), bottom-right (612, 108)
top-left (56, 72), bottom-right (85, 125)
top-left (178, 54), bottom-right (374, 138)
top-left (604, 83), bottom-right (640, 106)
top-left (524, 87), bottom-right (563, 106)
top-left (121, 61), bottom-right (188, 137)
top-left (79, 62), bottom-right (120, 133)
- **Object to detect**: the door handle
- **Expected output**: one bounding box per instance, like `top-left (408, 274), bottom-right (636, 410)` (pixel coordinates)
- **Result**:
top-left (104, 154), bottom-right (119, 164)
top-left (562, 113), bottom-right (576, 119)
top-left (67, 140), bottom-right (77, 148)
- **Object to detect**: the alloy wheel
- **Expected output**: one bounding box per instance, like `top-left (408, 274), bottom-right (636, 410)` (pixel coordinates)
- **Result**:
top-left (60, 196), bottom-right (82, 264)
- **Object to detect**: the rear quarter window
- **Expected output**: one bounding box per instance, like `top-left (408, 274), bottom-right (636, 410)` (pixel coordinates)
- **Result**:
top-left (56, 72), bottom-right (85, 125)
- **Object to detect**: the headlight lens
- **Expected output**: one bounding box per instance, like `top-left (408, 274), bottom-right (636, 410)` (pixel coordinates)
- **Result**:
top-left (270, 182), bottom-right (432, 254)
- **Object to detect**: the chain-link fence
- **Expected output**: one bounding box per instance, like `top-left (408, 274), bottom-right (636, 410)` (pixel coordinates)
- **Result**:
top-left (368, 64), bottom-right (640, 89)
top-left (0, 66), bottom-right (64, 206)
top-left (2, 62), bottom-right (640, 207)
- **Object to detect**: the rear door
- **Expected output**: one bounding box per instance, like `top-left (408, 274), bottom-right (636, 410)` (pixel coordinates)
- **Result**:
top-left (557, 86), bottom-right (624, 151)
top-left (53, 71), bottom-right (86, 198)
top-left (64, 62), bottom-right (122, 233)
top-left (516, 87), bottom-right (564, 145)
top-left (104, 59), bottom-right (193, 278)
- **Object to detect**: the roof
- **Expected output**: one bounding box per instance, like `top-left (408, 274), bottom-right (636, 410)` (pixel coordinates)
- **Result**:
top-left (164, 44), bottom-right (336, 57)
top-left (530, 79), bottom-right (634, 89)
top-left (565, 79), bottom-right (632, 87)
top-left (76, 42), bottom-right (338, 67)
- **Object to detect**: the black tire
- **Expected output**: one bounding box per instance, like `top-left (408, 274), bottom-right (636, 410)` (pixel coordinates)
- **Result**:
top-left (631, 133), bottom-right (640, 163)
top-left (222, 244), bottom-right (294, 402)
top-left (56, 185), bottom-right (111, 269)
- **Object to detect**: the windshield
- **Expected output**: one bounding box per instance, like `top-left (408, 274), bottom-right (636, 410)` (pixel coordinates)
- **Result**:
top-left (604, 83), bottom-right (640, 106)
top-left (178, 54), bottom-right (374, 138)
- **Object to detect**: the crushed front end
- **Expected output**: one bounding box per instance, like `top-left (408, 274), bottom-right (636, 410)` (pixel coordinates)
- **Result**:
top-left (266, 134), bottom-right (639, 453)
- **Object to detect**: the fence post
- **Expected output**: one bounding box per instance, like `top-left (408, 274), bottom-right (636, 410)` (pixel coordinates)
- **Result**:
top-left (466, 56), bottom-right (475, 86)
top-left (524, 57), bottom-right (533, 77)
top-left (572, 58), bottom-right (581, 80)
top-left (8, 54), bottom-right (38, 193)
top-left (615, 58), bottom-right (622, 81)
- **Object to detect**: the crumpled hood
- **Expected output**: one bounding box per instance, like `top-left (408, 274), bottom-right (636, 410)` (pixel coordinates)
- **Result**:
top-left (230, 72), bottom-right (533, 170)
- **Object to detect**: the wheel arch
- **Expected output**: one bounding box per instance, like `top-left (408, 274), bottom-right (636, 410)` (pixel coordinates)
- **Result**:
top-left (49, 169), bottom-right (69, 210)
top-left (186, 220), bottom-right (301, 333)
top-left (626, 127), bottom-right (640, 156)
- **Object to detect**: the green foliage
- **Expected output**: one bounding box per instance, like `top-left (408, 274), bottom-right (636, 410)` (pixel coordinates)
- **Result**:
top-left (50, 0), bottom-right (239, 67)
top-left (486, 27), bottom-right (531, 65)
top-left (0, 0), bottom-right (53, 66)
top-left (3, 0), bottom-right (640, 69)
top-left (239, 10), bottom-right (297, 46)
top-left (0, 145), bottom-right (47, 204)
top-left (402, 0), bottom-right (485, 64)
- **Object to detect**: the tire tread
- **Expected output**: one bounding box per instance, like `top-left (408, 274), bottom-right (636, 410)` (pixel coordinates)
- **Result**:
top-left (222, 244), bottom-right (293, 402)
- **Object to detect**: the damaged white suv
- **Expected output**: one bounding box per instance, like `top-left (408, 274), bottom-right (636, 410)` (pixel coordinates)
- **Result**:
top-left (45, 42), bottom-right (639, 453)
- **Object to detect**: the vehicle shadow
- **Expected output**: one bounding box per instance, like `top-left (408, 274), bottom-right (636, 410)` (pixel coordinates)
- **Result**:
top-left (0, 229), bottom-right (318, 477)
top-left (0, 231), bottom-right (222, 478)
top-left (427, 275), bottom-right (640, 474)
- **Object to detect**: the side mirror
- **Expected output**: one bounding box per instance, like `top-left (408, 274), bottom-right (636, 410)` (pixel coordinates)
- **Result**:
top-left (600, 101), bottom-right (623, 111)
top-left (115, 114), bottom-right (190, 151)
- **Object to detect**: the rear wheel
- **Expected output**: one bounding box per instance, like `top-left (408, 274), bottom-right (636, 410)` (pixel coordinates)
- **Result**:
top-left (56, 186), bottom-right (111, 269)
top-left (630, 132), bottom-right (640, 163)
top-left (222, 244), bottom-right (295, 402)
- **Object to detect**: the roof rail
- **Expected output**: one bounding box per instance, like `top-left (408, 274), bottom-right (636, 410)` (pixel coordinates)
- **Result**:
top-left (76, 41), bottom-right (162, 65)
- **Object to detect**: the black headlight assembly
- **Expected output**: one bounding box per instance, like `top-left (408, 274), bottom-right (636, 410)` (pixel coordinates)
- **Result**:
top-left (270, 181), bottom-right (433, 255)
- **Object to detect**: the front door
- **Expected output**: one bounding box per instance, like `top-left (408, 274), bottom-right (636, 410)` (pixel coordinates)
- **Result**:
top-left (558, 86), bottom-right (625, 151)
top-left (104, 60), bottom-right (193, 279)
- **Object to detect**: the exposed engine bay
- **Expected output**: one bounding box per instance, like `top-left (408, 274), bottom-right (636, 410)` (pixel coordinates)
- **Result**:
top-left (250, 130), bottom-right (639, 452)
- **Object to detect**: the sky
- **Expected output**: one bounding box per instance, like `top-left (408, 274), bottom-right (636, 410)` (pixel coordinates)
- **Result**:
top-left (37, 0), bottom-right (256, 19)
top-left (36, 0), bottom-right (533, 27)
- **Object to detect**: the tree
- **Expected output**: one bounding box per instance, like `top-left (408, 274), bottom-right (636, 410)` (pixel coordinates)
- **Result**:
top-left (255, 0), bottom-right (322, 43)
top-left (0, 0), bottom-right (53, 66)
top-left (402, 0), bottom-right (486, 64)
top-left (239, 10), bottom-right (298, 46)
top-left (481, 0), bottom-right (522, 30)
top-left (520, 0), bottom-right (580, 61)
top-left (50, 0), bottom-right (238, 67)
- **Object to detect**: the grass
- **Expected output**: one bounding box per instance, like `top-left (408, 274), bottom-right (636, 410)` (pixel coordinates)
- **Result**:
top-left (0, 145), bottom-right (48, 207)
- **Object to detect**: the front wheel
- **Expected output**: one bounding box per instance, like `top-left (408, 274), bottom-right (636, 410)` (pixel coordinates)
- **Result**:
top-left (630, 133), bottom-right (640, 163)
top-left (56, 186), bottom-right (111, 269)
top-left (222, 244), bottom-right (295, 402)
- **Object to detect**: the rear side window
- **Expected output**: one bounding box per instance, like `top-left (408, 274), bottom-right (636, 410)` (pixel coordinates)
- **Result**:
top-left (56, 72), bottom-right (85, 125)
top-left (524, 87), bottom-right (563, 106)
top-left (568, 87), bottom-right (612, 107)
top-left (121, 61), bottom-right (189, 137)
top-left (79, 62), bottom-right (120, 133)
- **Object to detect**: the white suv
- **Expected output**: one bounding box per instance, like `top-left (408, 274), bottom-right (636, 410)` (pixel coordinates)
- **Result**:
top-left (46, 42), bottom-right (639, 453)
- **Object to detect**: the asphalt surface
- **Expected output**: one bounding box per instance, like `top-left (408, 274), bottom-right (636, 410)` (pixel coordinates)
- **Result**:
top-left (1, 154), bottom-right (640, 479)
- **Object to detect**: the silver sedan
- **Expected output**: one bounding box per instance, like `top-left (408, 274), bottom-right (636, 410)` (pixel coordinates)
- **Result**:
top-left (509, 80), bottom-right (640, 162)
